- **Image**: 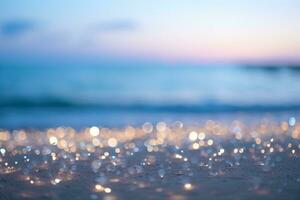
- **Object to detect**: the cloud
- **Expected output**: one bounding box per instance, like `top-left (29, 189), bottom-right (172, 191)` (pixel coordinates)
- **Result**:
top-left (0, 19), bottom-right (36, 37)
top-left (94, 20), bottom-right (138, 32)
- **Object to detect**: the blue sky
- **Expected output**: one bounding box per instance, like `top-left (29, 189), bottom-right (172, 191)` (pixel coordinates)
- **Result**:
top-left (0, 0), bottom-right (300, 64)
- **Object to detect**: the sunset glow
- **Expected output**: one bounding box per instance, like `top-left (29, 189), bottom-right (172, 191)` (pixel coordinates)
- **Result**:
top-left (1, 0), bottom-right (300, 64)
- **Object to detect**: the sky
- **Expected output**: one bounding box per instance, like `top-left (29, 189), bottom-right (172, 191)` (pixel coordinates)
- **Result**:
top-left (0, 0), bottom-right (300, 65)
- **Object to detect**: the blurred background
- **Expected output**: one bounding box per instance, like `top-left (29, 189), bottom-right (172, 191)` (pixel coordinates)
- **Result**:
top-left (0, 0), bottom-right (300, 128)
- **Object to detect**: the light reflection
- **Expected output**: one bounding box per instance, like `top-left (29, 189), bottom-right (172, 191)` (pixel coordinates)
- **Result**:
top-left (0, 119), bottom-right (299, 198)
top-left (207, 139), bottom-right (214, 146)
top-left (49, 136), bottom-right (58, 145)
top-left (183, 183), bottom-right (193, 191)
top-left (90, 126), bottom-right (100, 137)
top-left (198, 132), bottom-right (206, 140)
top-left (188, 131), bottom-right (198, 141)
top-left (107, 138), bottom-right (118, 148)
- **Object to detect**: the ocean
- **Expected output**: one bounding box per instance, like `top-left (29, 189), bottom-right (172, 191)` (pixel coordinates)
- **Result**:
top-left (1, 64), bottom-right (300, 128)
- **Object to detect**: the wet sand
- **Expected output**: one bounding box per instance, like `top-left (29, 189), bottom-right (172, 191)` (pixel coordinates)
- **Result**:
top-left (0, 120), bottom-right (300, 200)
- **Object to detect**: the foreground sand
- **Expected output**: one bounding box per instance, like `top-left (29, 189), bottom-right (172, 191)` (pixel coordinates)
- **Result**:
top-left (0, 120), bottom-right (300, 200)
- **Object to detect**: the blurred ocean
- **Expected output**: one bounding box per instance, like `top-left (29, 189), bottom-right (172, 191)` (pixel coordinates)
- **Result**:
top-left (1, 64), bottom-right (300, 128)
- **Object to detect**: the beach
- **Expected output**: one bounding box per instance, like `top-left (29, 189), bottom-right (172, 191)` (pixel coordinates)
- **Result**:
top-left (1, 1), bottom-right (300, 199)
top-left (1, 118), bottom-right (300, 200)
top-left (1, 65), bottom-right (300, 199)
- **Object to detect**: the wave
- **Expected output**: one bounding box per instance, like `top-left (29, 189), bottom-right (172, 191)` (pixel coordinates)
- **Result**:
top-left (1, 98), bottom-right (300, 113)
